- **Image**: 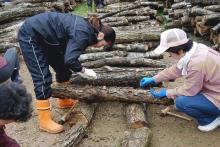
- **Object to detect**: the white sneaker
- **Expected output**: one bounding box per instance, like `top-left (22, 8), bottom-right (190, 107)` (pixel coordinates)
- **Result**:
top-left (198, 117), bottom-right (220, 132)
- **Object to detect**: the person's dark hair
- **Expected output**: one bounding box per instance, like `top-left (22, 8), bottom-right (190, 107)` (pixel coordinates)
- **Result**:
top-left (88, 16), bottom-right (116, 51)
top-left (166, 40), bottom-right (193, 55)
top-left (0, 82), bottom-right (32, 122)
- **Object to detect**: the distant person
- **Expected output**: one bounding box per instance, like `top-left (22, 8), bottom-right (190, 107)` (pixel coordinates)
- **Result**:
top-left (0, 47), bottom-right (22, 84)
top-left (18, 12), bottom-right (115, 134)
top-left (140, 28), bottom-right (220, 132)
top-left (87, 0), bottom-right (105, 12)
top-left (0, 82), bottom-right (32, 147)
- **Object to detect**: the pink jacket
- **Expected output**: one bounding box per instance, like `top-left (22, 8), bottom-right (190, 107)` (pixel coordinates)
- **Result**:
top-left (0, 56), bottom-right (7, 69)
top-left (153, 43), bottom-right (220, 110)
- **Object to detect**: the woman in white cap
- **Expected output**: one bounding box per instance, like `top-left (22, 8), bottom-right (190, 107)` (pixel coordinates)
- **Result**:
top-left (140, 28), bottom-right (220, 132)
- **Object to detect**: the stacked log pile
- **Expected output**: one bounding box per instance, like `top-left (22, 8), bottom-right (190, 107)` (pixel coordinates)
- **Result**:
top-left (52, 0), bottom-right (174, 146)
top-left (165, 0), bottom-right (220, 51)
top-left (0, 0), bottom-right (76, 52)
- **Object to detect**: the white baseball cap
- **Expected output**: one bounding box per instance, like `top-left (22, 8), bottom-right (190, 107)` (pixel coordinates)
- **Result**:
top-left (154, 28), bottom-right (189, 54)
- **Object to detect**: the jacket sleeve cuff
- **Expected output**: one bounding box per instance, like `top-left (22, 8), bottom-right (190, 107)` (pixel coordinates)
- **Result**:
top-left (72, 66), bottom-right (83, 72)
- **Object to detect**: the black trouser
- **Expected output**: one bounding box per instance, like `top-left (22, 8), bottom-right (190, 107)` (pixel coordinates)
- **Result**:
top-left (87, 0), bottom-right (103, 7)
top-left (0, 48), bottom-right (21, 83)
top-left (18, 23), bottom-right (71, 100)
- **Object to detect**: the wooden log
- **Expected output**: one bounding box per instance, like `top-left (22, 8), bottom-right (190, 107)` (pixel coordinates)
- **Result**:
top-left (181, 16), bottom-right (191, 26)
top-left (115, 7), bottom-right (157, 17)
top-left (112, 43), bottom-right (154, 52)
top-left (211, 23), bottom-right (220, 35)
top-left (61, 102), bottom-right (97, 147)
top-left (14, 0), bottom-right (56, 4)
top-left (106, 19), bottom-right (129, 27)
top-left (202, 13), bottom-right (220, 26)
top-left (196, 21), bottom-right (210, 36)
top-left (122, 127), bottom-right (151, 147)
top-left (125, 103), bottom-right (148, 129)
top-left (116, 30), bottom-right (161, 43)
top-left (211, 34), bottom-right (220, 45)
top-left (100, 1), bottom-right (158, 19)
top-left (171, 2), bottom-right (186, 10)
top-left (191, 16), bottom-right (203, 27)
top-left (0, 21), bottom-right (23, 35)
top-left (127, 51), bottom-right (163, 59)
top-left (126, 16), bottom-right (150, 22)
top-left (104, 15), bottom-right (151, 24)
top-left (79, 51), bottom-right (127, 62)
top-left (92, 67), bottom-right (165, 73)
top-left (165, 20), bottom-right (182, 29)
top-left (82, 57), bottom-right (166, 68)
top-left (185, 0), bottom-right (220, 6)
top-left (173, 9), bottom-right (185, 19)
top-left (0, 7), bottom-right (47, 23)
top-left (70, 70), bottom-right (161, 87)
top-left (113, 23), bottom-right (153, 31)
top-left (190, 6), bottom-right (214, 17)
top-left (103, 16), bottom-right (127, 22)
top-left (113, 43), bottom-right (150, 52)
top-left (52, 85), bottom-right (173, 105)
top-left (204, 5), bottom-right (220, 12)
top-left (174, 0), bottom-right (184, 3)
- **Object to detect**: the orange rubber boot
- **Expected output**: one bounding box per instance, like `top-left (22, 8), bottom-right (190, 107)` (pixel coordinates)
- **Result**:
top-left (54, 81), bottom-right (78, 109)
top-left (57, 99), bottom-right (78, 109)
top-left (36, 100), bottom-right (64, 134)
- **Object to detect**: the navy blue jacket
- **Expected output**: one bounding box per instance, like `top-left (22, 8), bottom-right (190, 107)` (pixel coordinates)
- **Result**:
top-left (24, 12), bottom-right (98, 72)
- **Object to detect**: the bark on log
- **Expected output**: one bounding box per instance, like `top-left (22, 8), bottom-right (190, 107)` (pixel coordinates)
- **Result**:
top-left (211, 23), bottom-right (220, 35)
top-left (185, 0), bottom-right (220, 6)
top-left (115, 7), bottom-right (156, 17)
top-left (205, 5), bottom-right (220, 12)
top-left (100, 1), bottom-right (158, 19)
top-left (196, 22), bottom-right (210, 36)
top-left (79, 51), bottom-right (127, 62)
top-left (70, 70), bottom-right (161, 87)
top-left (61, 102), bottom-right (97, 147)
top-left (173, 9), bottom-right (185, 19)
top-left (181, 16), bottom-right (191, 26)
top-left (122, 127), bottom-right (152, 147)
top-left (126, 16), bottom-right (150, 22)
top-left (14, 0), bottom-right (56, 4)
top-left (52, 85), bottom-right (173, 105)
top-left (93, 67), bottom-right (165, 73)
top-left (171, 2), bottom-right (186, 10)
top-left (165, 20), bottom-right (182, 29)
top-left (0, 7), bottom-right (47, 23)
top-left (0, 21), bottom-right (24, 35)
top-left (116, 30), bottom-right (161, 43)
top-left (82, 57), bottom-right (166, 68)
top-left (113, 23), bottom-right (153, 31)
top-left (190, 6), bottom-right (214, 17)
top-left (106, 19), bottom-right (129, 27)
top-left (103, 16), bottom-right (127, 22)
top-left (125, 103), bottom-right (148, 129)
top-left (112, 43), bottom-right (150, 52)
top-left (127, 51), bottom-right (163, 59)
top-left (202, 13), bottom-right (220, 26)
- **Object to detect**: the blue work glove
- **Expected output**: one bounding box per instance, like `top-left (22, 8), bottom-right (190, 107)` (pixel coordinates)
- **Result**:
top-left (140, 77), bottom-right (155, 88)
top-left (150, 88), bottom-right (167, 99)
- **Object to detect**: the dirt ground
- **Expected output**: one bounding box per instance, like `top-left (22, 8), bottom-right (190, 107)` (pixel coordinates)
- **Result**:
top-left (5, 56), bottom-right (220, 147)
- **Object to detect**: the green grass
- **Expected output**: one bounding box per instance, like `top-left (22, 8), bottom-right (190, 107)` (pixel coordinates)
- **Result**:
top-left (72, 2), bottom-right (96, 17)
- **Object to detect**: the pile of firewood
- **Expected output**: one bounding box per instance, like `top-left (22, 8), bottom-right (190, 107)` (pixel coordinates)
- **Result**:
top-left (52, 0), bottom-right (174, 146)
top-left (0, 0), bottom-right (76, 52)
top-left (165, 0), bottom-right (220, 50)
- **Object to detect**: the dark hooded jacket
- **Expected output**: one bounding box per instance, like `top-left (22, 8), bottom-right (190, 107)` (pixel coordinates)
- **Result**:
top-left (22, 12), bottom-right (98, 72)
